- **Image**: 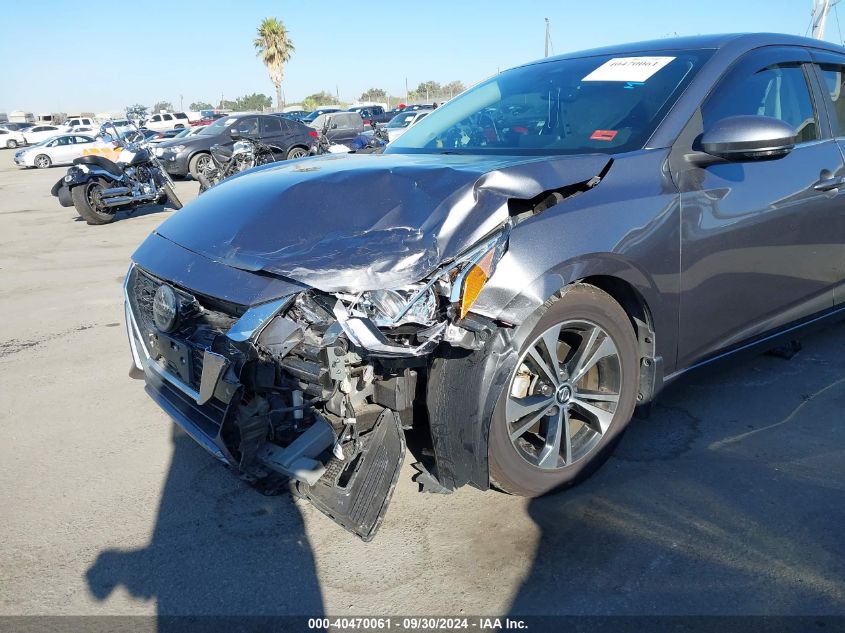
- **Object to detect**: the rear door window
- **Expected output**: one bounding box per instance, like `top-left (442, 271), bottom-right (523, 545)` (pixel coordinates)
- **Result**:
top-left (816, 61), bottom-right (845, 136)
top-left (261, 116), bottom-right (282, 135)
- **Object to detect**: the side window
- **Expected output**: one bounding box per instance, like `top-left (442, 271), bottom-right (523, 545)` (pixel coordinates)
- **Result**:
top-left (261, 116), bottom-right (282, 135)
top-left (818, 64), bottom-right (845, 136)
top-left (163, 114), bottom-right (173, 122)
top-left (703, 62), bottom-right (819, 143)
top-left (233, 117), bottom-right (258, 136)
top-left (174, 113), bottom-right (188, 120)
top-left (151, 115), bottom-right (161, 122)
top-left (75, 136), bottom-right (92, 143)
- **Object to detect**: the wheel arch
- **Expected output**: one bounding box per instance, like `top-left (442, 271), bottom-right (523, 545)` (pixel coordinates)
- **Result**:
top-left (474, 253), bottom-right (668, 358)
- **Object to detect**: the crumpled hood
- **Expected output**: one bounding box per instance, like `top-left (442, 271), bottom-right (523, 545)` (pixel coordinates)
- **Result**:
top-left (154, 152), bottom-right (610, 292)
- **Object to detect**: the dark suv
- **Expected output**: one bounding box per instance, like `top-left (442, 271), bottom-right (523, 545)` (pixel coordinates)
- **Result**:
top-left (154, 114), bottom-right (317, 179)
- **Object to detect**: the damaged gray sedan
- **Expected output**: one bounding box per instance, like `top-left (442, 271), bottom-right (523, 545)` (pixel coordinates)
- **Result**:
top-left (125, 33), bottom-right (845, 538)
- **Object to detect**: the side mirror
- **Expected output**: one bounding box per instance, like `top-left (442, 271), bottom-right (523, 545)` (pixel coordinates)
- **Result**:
top-left (699, 115), bottom-right (796, 162)
top-left (230, 130), bottom-right (242, 139)
top-left (331, 123), bottom-right (338, 130)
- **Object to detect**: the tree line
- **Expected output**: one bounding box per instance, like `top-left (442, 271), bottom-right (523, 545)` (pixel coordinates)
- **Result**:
top-left (124, 16), bottom-right (467, 118)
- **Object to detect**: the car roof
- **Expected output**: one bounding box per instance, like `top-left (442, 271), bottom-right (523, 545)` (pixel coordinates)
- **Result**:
top-left (521, 32), bottom-right (845, 68)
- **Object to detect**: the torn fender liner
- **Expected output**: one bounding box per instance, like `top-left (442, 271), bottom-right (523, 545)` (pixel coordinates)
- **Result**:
top-left (151, 152), bottom-right (610, 293)
top-left (299, 409), bottom-right (405, 541)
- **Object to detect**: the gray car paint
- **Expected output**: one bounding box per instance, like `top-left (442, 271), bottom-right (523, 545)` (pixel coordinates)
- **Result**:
top-left (133, 31), bottom-right (845, 390)
top-left (151, 152), bottom-right (610, 292)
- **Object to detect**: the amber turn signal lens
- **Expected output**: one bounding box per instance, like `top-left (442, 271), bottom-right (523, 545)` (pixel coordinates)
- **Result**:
top-left (459, 248), bottom-right (497, 319)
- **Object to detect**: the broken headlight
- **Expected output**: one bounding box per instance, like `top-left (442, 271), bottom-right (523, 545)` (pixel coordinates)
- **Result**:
top-left (360, 285), bottom-right (438, 327)
top-left (352, 224), bottom-right (510, 328)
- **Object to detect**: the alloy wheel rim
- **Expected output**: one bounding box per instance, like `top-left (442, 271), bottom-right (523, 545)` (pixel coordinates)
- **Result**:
top-left (505, 319), bottom-right (622, 470)
top-left (36, 156), bottom-right (49, 168)
top-left (290, 148), bottom-right (307, 159)
top-left (86, 183), bottom-right (104, 211)
top-left (197, 155), bottom-right (211, 172)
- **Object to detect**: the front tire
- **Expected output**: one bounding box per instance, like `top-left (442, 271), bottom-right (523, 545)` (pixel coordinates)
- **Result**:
top-left (488, 284), bottom-right (640, 497)
top-left (71, 179), bottom-right (114, 225)
top-left (34, 154), bottom-right (52, 169)
top-left (188, 152), bottom-right (211, 180)
top-left (162, 182), bottom-right (182, 209)
top-left (7, 139), bottom-right (17, 149)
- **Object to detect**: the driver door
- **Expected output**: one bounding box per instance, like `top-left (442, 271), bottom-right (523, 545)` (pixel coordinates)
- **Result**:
top-left (675, 47), bottom-right (845, 368)
top-left (48, 136), bottom-right (76, 162)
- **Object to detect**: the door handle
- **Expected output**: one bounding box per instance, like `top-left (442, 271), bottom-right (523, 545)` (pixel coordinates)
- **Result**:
top-left (814, 176), bottom-right (845, 191)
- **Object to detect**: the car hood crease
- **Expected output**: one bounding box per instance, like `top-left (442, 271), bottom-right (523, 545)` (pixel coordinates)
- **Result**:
top-left (153, 152), bottom-right (611, 292)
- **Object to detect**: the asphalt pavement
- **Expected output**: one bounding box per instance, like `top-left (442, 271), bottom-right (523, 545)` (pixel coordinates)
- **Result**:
top-left (0, 157), bottom-right (843, 619)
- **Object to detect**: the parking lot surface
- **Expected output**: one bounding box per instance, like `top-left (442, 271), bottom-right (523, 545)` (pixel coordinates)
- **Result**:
top-left (1, 159), bottom-right (843, 617)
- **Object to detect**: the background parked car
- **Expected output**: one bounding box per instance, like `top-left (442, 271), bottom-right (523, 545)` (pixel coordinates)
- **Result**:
top-left (22, 125), bottom-right (62, 145)
top-left (383, 108), bottom-right (432, 142)
top-left (279, 110), bottom-right (309, 121)
top-left (61, 117), bottom-right (95, 131)
top-left (300, 107), bottom-right (342, 125)
top-left (154, 113), bottom-right (317, 179)
top-left (99, 119), bottom-right (133, 137)
top-left (348, 105), bottom-right (392, 126)
top-left (0, 122), bottom-right (35, 132)
top-left (13, 134), bottom-right (115, 168)
top-left (144, 112), bottom-right (190, 131)
top-left (190, 113), bottom-right (228, 127)
top-left (0, 128), bottom-right (26, 148)
top-left (309, 111), bottom-right (366, 144)
top-left (151, 128), bottom-right (186, 142)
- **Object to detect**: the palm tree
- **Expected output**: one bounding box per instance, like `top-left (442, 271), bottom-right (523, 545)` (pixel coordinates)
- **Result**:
top-left (254, 17), bottom-right (295, 110)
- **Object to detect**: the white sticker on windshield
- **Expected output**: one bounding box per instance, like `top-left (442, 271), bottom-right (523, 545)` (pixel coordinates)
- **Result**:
top-left (582, 56), bottom-right (676, 82)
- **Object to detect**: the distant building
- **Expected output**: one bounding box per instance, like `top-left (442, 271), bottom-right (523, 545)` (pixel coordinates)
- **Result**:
top-left (9, 111), bottom-right (35, 123)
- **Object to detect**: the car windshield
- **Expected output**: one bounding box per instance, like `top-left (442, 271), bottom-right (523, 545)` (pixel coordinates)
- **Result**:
top-left (198, 117), bottom-right (236, 135)
top-left (387, 112), bottom-right (420, 128)
top-left (388, 50), bottom-right (712, 155)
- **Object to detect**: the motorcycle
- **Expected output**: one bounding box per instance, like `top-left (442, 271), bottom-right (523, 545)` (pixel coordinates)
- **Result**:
top-left (51, 122), bottom-right (182, 225)
top-left (311, 122), bottom-right (390, 156)
top-left (197, 136), bottom-right (280, 194)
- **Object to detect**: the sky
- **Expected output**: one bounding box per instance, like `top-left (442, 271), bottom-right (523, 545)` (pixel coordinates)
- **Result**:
top-left (0, 0), bottom-right (839, 114)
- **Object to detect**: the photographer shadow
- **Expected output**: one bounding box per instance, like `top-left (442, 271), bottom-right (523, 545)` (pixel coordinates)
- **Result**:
top-left (85, 426), bottom-right (324, 626)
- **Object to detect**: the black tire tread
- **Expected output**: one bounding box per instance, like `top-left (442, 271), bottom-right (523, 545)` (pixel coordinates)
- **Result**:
top-left (488, 283), bottom-right (640, 497)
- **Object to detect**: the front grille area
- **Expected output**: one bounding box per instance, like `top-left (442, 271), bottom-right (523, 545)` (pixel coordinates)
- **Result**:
top-left (127, 266), bottom-right (246, 392)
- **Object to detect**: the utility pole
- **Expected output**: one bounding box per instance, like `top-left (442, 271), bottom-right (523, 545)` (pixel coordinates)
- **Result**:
top-left (812, 0), bottom-right (842, 39)
top-left (405, 77), bottom-right (409, 103)
top-left (544, 18), bottom-right (550, 57)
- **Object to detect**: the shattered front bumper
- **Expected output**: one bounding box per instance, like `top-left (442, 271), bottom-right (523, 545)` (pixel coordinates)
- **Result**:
top-left (123, 263), bottom-right (411, 540)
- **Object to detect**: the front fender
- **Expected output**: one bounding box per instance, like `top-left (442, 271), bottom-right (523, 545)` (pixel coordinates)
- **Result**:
top-left (475, 252), bottom-right (663, 329)
top-left (470, 149), bottom-right (680, 373)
